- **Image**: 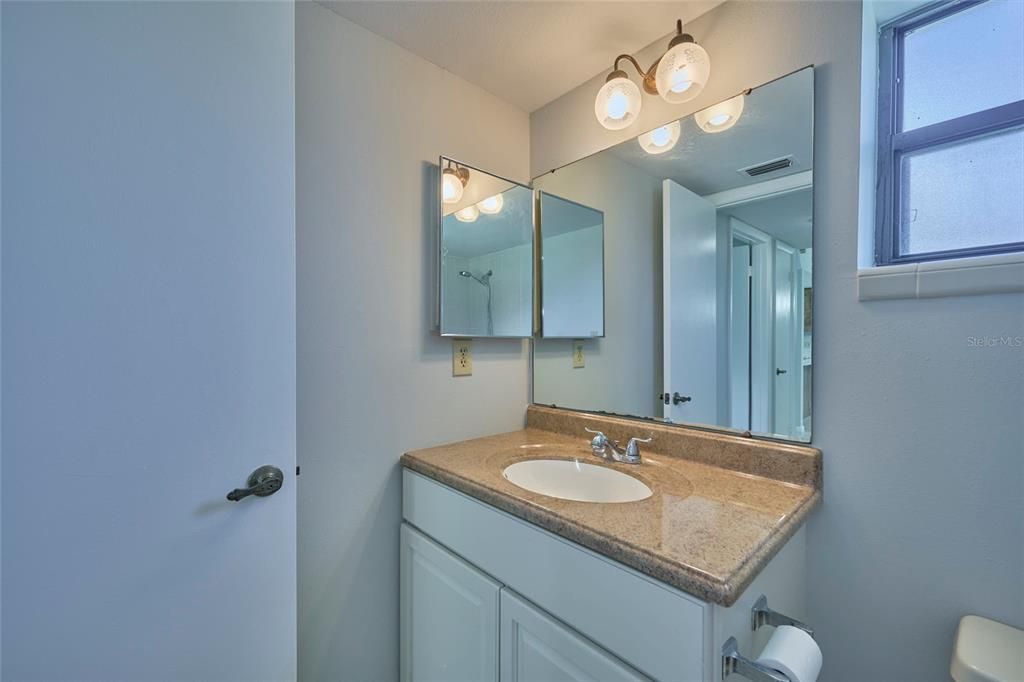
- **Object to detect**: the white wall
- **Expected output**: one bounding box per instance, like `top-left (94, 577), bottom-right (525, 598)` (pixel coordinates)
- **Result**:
top-left (296, 4), bottom-right (531, 680)
top-left (533, 153), bottom-right (662, 418)
top-left (529, 1), bottom-right (1024, 680)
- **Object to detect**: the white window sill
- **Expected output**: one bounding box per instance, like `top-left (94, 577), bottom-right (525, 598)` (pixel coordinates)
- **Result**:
top-left (857, 251), bottom-right (1024, 301)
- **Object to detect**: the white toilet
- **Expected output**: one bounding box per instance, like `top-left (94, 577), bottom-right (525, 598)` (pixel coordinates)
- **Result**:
top-left (951, 616), bottom-right (1024, 682)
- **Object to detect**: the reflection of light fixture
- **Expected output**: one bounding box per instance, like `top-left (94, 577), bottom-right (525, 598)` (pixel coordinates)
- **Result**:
top-left (694, 92), bottom-right (746, 133)
top-left (454, 205), bottom-right (479, 223)
top-left (477, 194), bottom-right (504, 215)
top-left (442, 162), bottom-right (470, 204)
top-left (594, 19), bottom-right (710, 130)
top-left (638, 120), bottom-right (681, 154)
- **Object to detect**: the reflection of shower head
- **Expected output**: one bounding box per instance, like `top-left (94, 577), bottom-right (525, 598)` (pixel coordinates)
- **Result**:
top-left (458, 269), bottom-right (492, 286)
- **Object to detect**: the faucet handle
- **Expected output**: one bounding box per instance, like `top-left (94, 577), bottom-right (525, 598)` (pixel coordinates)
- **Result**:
top-left (585, 428), bottom-right (611, 455)
top-left (625, 435), bottom-right (653, 457)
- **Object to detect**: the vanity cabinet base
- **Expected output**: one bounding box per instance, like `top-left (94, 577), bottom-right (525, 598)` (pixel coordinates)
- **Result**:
top-left (401, 469), bottom-right (807, 682)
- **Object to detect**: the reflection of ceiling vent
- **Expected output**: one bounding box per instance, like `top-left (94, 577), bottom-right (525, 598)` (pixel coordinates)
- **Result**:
top-left (738, 156), bottom-right (795, 177)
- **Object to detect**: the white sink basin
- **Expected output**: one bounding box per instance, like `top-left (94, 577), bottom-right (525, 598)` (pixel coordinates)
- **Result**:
top-left (502, 459), bottom-right (652, 503)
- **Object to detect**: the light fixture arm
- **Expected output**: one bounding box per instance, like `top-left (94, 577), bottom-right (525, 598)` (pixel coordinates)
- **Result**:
top-left (611, 54), bottom-right (660, 95)
top-left (609, 20), bottom-right (695, 96)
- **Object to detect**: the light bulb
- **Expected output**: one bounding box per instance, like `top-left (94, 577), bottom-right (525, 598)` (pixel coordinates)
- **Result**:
top-left (670, 69), bottom-right (692, 94)
top-left (594, 74), bottom-right (642, 130)
top-left (637, 120), bottom-right (681, 155)
top-left (454, 205), bottom-right (479, 223)
top-left (442, 167), bottom-right (465, 204)
top-left (477, 194), bottom-right (504, 215)
top-left (694, 93), bottom-right (745, 133)
top-left (655, 39), bottom-right (710, 104)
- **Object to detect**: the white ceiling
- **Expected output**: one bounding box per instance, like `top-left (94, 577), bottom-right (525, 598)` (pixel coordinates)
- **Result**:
top-left (320, 1), bottom-right (724, 112)
top-left (724, 187), bottom-right (813, 250)
top-left (605, 66), bottom-right (814, 196)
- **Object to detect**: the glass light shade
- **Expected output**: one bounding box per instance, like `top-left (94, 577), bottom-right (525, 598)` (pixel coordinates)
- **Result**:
top-left (594, 76), bottom-right (643, 130)
top-left (477, 193), bottom-right (504, 215)
top-left (454, 205), bottom-right (479, 223)
top-left (442, 168), bottom-right (465, 204)
top-left (694, 94), bottom-right (745, 133)
top-left (637, 120), bottom-right (682, 155)
top-left (654, 41), bottom-right (710, 104)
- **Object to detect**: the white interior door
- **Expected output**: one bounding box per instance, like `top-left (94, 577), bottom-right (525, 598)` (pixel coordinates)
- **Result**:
top-left (729, 245), bottom-right (752, 430)
top-left (662, 180), bottom-right (718, 424)
top-left (773, 241), bottom-right (800, 438)
top-left (2, 3), bottom-right (297, 679)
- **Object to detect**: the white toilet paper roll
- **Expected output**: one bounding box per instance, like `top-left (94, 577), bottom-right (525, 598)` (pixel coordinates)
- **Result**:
top-left (755, 625), bottom-right (823, 682)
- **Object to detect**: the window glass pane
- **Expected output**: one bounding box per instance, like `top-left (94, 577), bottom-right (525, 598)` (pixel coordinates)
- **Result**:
top-left (899, 126), bottom-right (1024, 255)
top-left (902, 0), bottom-right (1024, 131)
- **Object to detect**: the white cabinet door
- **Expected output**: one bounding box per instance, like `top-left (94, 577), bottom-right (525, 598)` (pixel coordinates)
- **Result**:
top-left (500, 590), bottom-right (650, 682)
top-left (400, 524), bottom-right (501, 682)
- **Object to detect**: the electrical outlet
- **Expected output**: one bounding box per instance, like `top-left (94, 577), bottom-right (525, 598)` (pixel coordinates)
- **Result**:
top-left (572, 340), bottom-right (585, 369)
top-left (452, 339), bottom-right (473, 376)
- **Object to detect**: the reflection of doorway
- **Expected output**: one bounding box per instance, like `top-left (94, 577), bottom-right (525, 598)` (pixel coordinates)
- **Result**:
top-left (713, 176), bottom-right (812, 440)
top-left (773, 241), bottom-right (802, 438)
top-left (728, 218), bottom-right (772, 433)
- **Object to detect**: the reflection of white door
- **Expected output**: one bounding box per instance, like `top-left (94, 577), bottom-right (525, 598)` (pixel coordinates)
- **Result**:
top-left (773, 242), bottom-right (801, 437)
top-left (663, 180), bottom-right (718, 424)
top-left (3, 3), bottom-right (297, 679)
top-left (729, 245), bottom-right (752, 429)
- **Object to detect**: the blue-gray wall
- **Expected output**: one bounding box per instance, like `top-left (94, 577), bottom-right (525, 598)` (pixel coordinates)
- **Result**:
top-left (530, 1), bottom-right (1024, 679)
top-left (295, 4), bottom-right (531, 680)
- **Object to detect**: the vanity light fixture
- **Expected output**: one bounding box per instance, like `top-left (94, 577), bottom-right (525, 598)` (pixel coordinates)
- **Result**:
top-left (694, 92), bottom-right (747, 133)
top-left (442, 161), bottom-right (470, 204)
top-left (594, 74), bottom-right (643, 130)
top-left (454, 205), bottom-right (479, 223)
top-left (638, 120), bottom-right (681, 155)
top-left (477, 194), bottom-right (504, 215)
top-left (595, 20), bottom-right (710, 131)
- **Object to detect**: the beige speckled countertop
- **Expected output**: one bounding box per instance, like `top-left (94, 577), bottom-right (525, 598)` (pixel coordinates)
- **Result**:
top-left (403, 408), bottom-right (822, 606)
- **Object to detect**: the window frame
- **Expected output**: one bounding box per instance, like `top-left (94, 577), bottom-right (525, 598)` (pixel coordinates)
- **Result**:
top-left (875, 0), bottom-right (1024, 265)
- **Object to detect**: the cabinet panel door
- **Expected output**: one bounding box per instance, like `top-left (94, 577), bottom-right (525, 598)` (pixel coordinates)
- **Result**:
top-left (500, 590), bottom-right (650, 682)
top-left (400, 524), bottom-right (500, 682)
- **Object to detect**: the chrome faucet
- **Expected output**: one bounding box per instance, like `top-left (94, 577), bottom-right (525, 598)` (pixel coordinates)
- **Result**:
top-left (585, 428), bottom-right (652, 465)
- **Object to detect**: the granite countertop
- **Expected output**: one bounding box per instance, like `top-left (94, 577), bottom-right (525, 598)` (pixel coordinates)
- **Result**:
top-left (402, 414), bottom-right (821, 606)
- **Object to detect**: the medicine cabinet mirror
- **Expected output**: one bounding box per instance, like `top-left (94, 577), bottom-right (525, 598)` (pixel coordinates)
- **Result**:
top-left (438, 157), bottom-right (534, 338)
top-left (537, 192), bottom-right (605, 338)
top-left (533, 66), bottom-right (815, 443)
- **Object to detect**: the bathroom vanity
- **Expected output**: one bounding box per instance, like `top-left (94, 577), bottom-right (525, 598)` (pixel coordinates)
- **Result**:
top-left (400, 407), bottom-right (821, 681)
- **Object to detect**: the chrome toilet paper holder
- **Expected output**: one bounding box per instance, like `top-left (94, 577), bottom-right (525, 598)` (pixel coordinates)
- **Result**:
top-left (751, 595), bottom-right (813, 637)
top-left (721, 595), bottom-right (814, 681)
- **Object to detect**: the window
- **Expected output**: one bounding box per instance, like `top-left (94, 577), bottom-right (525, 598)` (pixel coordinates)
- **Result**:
top-left (876, 0), bottom-right (1024, 265)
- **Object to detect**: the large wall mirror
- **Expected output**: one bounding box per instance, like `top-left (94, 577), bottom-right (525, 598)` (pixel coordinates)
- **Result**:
top-left (533, 67), bottom-right (814, 442)
top-left (439, 157), bottom-right (534, 337)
